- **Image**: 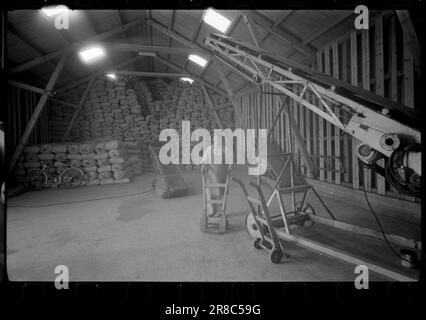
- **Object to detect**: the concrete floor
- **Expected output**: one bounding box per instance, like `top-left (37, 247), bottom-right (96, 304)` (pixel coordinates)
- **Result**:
top-left (7, 166), bottom-right (420, 281)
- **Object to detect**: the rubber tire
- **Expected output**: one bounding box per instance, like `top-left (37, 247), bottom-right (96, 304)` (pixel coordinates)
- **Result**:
top-left (270, 249), bottom-right (283, 264)
top-left (60, 168), bottom-right (84, 188)
top-left (25, 169), bottom-right (47, 190)
top-left (200, 214), bottom-right (207, 233)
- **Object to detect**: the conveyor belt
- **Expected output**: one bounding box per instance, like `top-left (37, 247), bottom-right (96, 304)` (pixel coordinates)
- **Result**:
top-left (149, 142), bottom-right (188, 199)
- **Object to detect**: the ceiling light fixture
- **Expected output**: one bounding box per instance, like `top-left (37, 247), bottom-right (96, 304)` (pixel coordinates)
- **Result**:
top-left (79, 46), bottom-right (106, 63)
top-left (203, 9), bottom-right (231, 33)
top-left (188, 54), bottom-right (208, 68)
top-left (180, 77), bottom-right (194, 84)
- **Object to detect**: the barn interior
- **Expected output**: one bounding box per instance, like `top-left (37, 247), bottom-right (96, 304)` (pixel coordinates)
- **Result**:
top-left (4, 9), bottom-right (422, 282)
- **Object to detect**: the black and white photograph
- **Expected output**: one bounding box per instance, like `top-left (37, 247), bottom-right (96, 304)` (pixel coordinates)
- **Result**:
top-left (3, 7), bottom-right (422, 285)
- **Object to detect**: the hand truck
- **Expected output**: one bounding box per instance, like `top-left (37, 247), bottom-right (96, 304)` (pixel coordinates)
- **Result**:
top-left (200, 164), bottom-right (232, 233)
top-left (233, 178), bottom-right (287, 264)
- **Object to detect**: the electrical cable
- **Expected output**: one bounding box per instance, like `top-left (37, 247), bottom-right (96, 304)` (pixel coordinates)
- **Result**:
top-left (8, 187), bottom-right (155, 208)
top-left (357, 159), bottom-right (412, 264)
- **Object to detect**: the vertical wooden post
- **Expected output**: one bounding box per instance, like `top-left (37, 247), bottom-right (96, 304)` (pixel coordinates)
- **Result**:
top-left (350, 32), bottom-right (360, 190)
top-left (403, 28), bottom-right (415, 109)
top-left (362, 29), bottom-right (372, 192)
top-left (324, 46), bottom-right (332, 183)
top-left (332, 42), bottom-right (341, 185)
top-left (9, 54), bottom-right (67, 171)
top-left (390, 16), bottom-right (398, 103)
top-left (375, 15), bottom-right (386, 195)
top-left (317, 49), bottom-right (325, 182)
top-left (201, 84), bottom-right (223, 129)
top-left (62, 78), bottom-right (95, 142)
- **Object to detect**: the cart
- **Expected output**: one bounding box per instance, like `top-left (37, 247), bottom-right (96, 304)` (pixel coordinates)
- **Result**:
top-left (200, 164), bottom-right (232, 233)
top-left (233, 178), bottom-right (287, 264)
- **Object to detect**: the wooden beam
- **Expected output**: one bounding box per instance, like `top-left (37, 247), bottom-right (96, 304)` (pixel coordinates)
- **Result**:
top-left (87, 42), bottom-right (208, 56)
top-left (9, 54), bottom-right (67, 171)
top-left (200, 84), bottom-right (223, 129)
top-left (275, 229), bottom-right (417, 281)
top-left (49, 98), bottom-right (78, 109)
top-left (241, 10), bottom-right (316, 58)
top-left (375, 15), bottom-right (386, 195)
top-left (281, 97), bottom-right (318, 179)
top-left (396, 10), bottom-right (420, 73)
top-left (56, 55), bottom-right (143, 93)
top-left (350, 32), bottom-right (360, 190)
top-left (213, 57), bottom-right (243, 127)
top-left (242, 14), bottom-right (261, 49)
top-left (303, 12), bottom-right (353, 46)
top-left (62, 78), bottom-right (95, 142)
top-left (115, 71), bottom-right (189, 78)
top-left (9, 17), bottom-right (146, 74)
top-left (145, 18), bottom-right (204, 51)
top-left (8, 80), bottom-right (46, 95)
top-left (260, 10), bottom-right (293, 43)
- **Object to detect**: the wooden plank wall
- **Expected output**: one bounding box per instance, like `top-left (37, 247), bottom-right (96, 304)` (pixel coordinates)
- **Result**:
top-left (6, 85), bottom-right (50, 164)
top-left (236, 12), bottom-right (418, 202)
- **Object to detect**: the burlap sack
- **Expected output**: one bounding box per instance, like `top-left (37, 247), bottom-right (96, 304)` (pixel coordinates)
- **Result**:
top-left (38, 153), bottom-right (55, 161)
top-left (23, 145), bottom-right (40, 154)
top-left (98, 165), bottom-right (112, 173)
top-left (113, 178), bottom-right (130, 184)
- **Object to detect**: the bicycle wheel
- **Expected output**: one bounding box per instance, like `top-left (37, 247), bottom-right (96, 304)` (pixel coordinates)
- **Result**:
top-left (25, 168), bottom-right (47, 190)
top-left (60, 167), bottom-right (84, 188)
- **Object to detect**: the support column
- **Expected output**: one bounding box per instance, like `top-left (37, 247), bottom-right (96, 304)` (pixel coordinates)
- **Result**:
top-left (9, 54), bottom-right (68, 171)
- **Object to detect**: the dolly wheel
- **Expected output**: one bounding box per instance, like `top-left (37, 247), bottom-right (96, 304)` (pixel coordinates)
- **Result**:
top-left (270, 249), bottom-right (283, 264)
top-left (219, 215), bottom-right (227, 233)
top-left (253, 238), bottom-right (262, 250)
top-left (200, 214), bottom-right (208, 233)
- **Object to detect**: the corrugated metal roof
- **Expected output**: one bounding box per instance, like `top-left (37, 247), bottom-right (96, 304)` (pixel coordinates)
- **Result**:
top-left (7, 9), bottom-right (355, 93)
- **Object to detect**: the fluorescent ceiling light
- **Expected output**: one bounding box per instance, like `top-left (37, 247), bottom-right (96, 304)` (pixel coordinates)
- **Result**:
top-left (188, 54), bottom-right (208, 68)
top-left (203, 9), bottom-right (231, 33)
top-left (180, 77), bottom-right (194, 84)
top-left (79, 46), bottom-right (106, 63)
top-left (41, 5), bottom-right (69, 17)
top-left (106, 73), bottom-right (116, 80)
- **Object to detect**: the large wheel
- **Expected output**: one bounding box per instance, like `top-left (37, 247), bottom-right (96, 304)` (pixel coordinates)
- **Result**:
top-left (245, 212), bottom-right (261, 241)
top-left (25, 168), bottom-right (47, 190)
top-left (60, 167), bottom-right (84, 188)
top-left (269, 249), bottom-right (283, 264)
top-left (295, 201), bottom-right (315, 227)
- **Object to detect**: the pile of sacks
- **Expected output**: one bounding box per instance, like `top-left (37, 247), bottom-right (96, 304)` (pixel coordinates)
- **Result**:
top-left (69, 77), bottom-right (143, 142)
top-left (13, 140), bottom-right (143, 186)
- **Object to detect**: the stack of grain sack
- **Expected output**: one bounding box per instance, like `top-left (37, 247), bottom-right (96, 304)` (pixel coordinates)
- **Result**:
top-left (20, 75), bottom-right (235, 187)
top-left (13, 140), bottom-right (143, 187)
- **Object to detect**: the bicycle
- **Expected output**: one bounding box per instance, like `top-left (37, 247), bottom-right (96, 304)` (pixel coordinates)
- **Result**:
top-left (25, 161), bottom-right (86, 190)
